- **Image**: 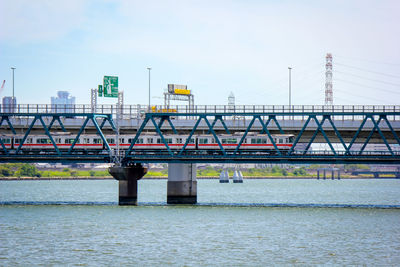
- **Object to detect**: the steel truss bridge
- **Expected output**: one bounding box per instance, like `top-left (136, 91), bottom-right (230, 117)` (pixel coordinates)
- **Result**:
top-left (0, 104), bottom-right (399, 165)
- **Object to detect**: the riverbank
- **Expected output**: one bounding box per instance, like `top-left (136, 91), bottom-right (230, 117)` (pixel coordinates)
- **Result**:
top-left (0, 175), bottom-right (387, 180)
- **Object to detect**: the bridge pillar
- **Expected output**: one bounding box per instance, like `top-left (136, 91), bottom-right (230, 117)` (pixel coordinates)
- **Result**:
top-left (167, 163), bottom-right (197, 204)
top-left (109, 164), bottom-right (147, 205)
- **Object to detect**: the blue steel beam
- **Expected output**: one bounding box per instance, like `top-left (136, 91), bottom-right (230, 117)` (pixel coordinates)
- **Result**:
top-left (370, 116), bottom-right (393, 155)
top-left (257, 116), bottom-right (282, 155)
top-left (382, 115), bottom-right (400, 145)
top-left (125, 116), bottom-right (150, 156)
top-left (16, 116), bottom-right (38, 154)
top-left (289, 116), bottom-right (312, 155)
top-left (48, 116), bottom-right (66, 132)
top-left (0, 116), bottom-right (16, 134)
top-left (38, 117), bottom-right (61, 155)
top-left (150, 116), bottom-right (173, 156)
top-left (346, 116), bottom-right (369, 155)
top-left (178, 116), bottom-right (202, 156)
top-left (208, 115), bottom-right (231, 134)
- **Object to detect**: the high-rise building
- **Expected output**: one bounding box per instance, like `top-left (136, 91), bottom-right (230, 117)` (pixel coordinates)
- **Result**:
top-left (51, 91), bottom-right (75, 112)
top-left (2, 96), bottom-right (17, 113)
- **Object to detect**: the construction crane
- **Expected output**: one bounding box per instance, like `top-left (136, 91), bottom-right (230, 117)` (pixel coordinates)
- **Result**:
top-left (0, 80), bottom-right (5, 95)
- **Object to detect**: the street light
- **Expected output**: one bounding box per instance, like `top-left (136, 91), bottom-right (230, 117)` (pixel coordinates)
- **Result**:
top-left (11, 67), bottom-right (16, 100)
top-left (288, 67), bottom-right (292, 108)
top-left (147, 67), bottom-right (151, 112)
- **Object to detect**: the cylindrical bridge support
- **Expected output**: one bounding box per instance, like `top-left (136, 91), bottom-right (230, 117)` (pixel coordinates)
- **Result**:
top-left (167, 163), bottom-right (197, 204)
top-left (109, 164), bottom-right (147, 205)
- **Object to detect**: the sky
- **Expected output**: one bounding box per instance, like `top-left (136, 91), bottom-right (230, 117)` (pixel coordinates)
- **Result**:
top-left (1, 0), bottom-right (400, 106)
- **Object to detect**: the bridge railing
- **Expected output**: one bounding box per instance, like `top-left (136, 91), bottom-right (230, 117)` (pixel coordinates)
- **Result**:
top-left (0, 104), bottom-right (399, 120)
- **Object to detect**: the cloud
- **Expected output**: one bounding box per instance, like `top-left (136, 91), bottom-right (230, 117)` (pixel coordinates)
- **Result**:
top-left (0, 0), bottom-right (88, 43)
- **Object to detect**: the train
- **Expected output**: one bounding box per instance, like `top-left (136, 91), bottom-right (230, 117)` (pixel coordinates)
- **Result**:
top-left (0, 133), bottom-right (295, 152)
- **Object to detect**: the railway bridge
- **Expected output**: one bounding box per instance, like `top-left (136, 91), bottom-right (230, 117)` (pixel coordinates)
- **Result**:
top-left (1, 104), bottom-right (399, 205)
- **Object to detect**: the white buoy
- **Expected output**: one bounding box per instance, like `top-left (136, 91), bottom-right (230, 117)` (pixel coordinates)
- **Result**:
top-left (219, 170), bottom-right (229, 183)
top-left (233, 170), bottom-right (243, 183)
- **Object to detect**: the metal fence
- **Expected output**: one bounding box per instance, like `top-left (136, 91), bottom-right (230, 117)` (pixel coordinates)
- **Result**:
top-left (0, 104), bottom-right (399, 119)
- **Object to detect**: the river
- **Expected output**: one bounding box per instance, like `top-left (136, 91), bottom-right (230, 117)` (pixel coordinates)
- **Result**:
top-left (1, 179), bottom-right (399, 265)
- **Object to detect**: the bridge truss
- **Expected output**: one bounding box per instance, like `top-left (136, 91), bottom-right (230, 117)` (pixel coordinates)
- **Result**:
top-left (0, 113), bottom-right (116, 163)
top-left (0, 111), bottom-right (399, 164)
top-left (123, 112), bottom-right (400, 165)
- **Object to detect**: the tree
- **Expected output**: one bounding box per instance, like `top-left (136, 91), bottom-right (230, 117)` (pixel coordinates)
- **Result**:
top-left (19, 164), bottom-right (40, 177)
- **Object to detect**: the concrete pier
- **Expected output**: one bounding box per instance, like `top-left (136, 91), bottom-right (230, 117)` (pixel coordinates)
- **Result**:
top-left (167, 163), bottom-right (197, 204)
top-left (109, 164), bottom-right (147, 205)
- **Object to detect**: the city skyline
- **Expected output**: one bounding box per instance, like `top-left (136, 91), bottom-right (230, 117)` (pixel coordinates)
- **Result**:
top-left (1, 0), bottom-right (400, 106)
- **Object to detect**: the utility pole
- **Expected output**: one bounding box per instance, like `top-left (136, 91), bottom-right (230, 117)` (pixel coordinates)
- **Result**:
top-left (147, 67), bottom-right (151, 112)
top-left (288, 67), bottom-right (292, 109)
top-left (11, 67), bottom-right (16, 99)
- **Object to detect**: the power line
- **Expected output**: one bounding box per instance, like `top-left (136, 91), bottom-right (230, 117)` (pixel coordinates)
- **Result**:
top-left (335, 70), bottom-right (400, 87)
top-left (335, 55), bottom-right (400, 67)
top-left (335, 88), bottom-right (395, 103)
top-left (335, 78), bottom-right (400, 96)
top-left (335, 62), bottom-right (400, 79)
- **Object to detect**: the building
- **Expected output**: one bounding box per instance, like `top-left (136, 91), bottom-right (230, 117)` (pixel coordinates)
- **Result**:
top-left (51, 91), bottom-right (75, 112)
top-left (2, 96), bottom-right (17, 113)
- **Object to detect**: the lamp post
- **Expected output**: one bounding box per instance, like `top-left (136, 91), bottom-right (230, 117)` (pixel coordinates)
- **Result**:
top-left (147, 67), bottom-right (151, 112)
top-left (288, 67), bottom-right (292, 108)
top-left (11, 67), bottom-right (16, 100)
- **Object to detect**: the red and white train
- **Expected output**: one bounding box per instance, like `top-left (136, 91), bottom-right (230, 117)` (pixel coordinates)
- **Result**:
top-left (0, 133), bottom-right (295, 151)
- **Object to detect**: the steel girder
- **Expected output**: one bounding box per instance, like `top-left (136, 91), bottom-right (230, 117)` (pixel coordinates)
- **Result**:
top-left (0, 111), bottom-right (399, 164)
top-left (0, 113), bottom-right (116, 162)
top-left (123, 112), bottom-right (400, 164)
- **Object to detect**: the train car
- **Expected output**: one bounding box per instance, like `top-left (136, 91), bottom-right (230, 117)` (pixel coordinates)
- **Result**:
top-left (128, 134), bottom-right (196, 150)
top-left (196, 133), bottom-right (294, 150)
top-left (9, 134), bottom-right (104, 150)
top-left (2, 133), bottom-right (293, 152)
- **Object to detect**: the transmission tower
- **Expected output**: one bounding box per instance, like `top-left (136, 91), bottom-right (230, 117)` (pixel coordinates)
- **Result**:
top-left (325, 53), bottom-right (333, 105)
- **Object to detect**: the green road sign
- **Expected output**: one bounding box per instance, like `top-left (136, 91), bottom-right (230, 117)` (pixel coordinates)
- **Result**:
top-left (103, 76), bottom-right (118, 97)
top-left (98, 85), bottom-right (103, 97)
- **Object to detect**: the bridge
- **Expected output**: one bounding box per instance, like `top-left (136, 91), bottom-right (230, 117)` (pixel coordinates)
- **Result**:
top-left (1, 104), bottom-right (399, 205)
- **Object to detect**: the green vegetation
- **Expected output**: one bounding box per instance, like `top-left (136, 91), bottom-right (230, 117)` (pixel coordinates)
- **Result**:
top-left (0, 163), bottom-right (372, 179)
top-left (0, 163), bottom-right (110, 178)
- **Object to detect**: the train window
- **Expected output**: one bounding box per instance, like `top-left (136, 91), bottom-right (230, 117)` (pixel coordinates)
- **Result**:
top-left (1, 138), bottom-right (11, 144)
top-left (15, 138), bottom-right (22, 144)
top-left (65, 138), bottom-right (80, 144)
top-left (137, 138), bottom-right (144, 144)
top-left (26, 138), bottom-right (33, 144)
top-left (279, 139), bottom-right (283, 144)
top-left (289, 136), bottom-right (294, 143)
top-left (251, 138), bottom-right (256, 144)
top-left (222, 138), bottom-right (237, 144)
top-left (37, 138), bottom-right (50, 144)
top-left (106, 138), bottom-right (115, 144)
top-left (262, 139), bottom-right (267, 144)
top-left (83, 138), bottom-right (90, 144)
top-left (93, 138), bottom-right (102, 144)
top-left (147, 138), bottom-right (153, 144)
top-left (199, 138), bottom-right (208, 144)
top-left (211, 138), bottom-right (215, 143)
top-left (156, 138), bottom-right (161, 144)
top-left (176, 138), bottom-right (183, 144)
top-left (119, 138), bottom-right (125, 143)
top-left (55, 138), bottom-right (61, 143)
top-left (188, 138), bottom-right (194, 144)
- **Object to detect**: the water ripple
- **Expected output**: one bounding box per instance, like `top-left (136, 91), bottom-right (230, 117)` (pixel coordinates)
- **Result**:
top-left (1, 201), bottom-right (399, 209)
